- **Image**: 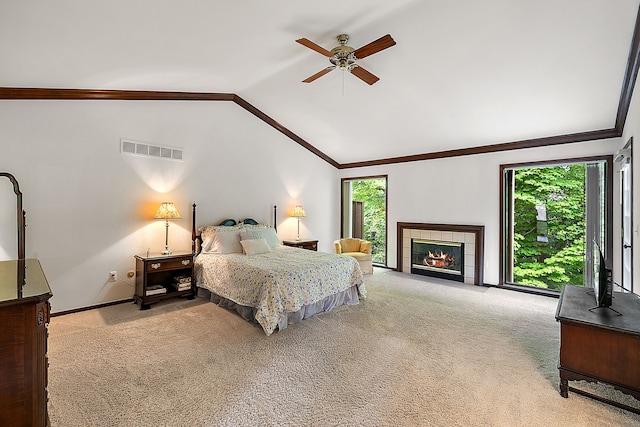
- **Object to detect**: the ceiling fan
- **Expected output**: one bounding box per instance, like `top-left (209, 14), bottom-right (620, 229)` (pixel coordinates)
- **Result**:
top-left (296, 34), bottom-right (396, 85)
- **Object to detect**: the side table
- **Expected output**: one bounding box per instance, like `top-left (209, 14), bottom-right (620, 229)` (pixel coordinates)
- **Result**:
top-left (282, 239), bottom-right (318, 251)
top-left (134, 253), bottom-right (194, 309)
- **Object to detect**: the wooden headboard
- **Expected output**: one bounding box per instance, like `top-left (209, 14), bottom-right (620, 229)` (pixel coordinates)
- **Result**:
top-left (191, 203), bottom-right (277, 254)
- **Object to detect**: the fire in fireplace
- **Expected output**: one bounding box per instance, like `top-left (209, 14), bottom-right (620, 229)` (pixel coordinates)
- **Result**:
top-left (411, 239), bottom-right (464, 282)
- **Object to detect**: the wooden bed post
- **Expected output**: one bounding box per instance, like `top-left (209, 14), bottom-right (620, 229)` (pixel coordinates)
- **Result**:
top-left (273, 205), bottom-right (277, 231)
top-left (191, 202), bottom-right (197, 255)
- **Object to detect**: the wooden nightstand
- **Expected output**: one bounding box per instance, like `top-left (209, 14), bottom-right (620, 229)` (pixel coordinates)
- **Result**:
top-left (134, 253), bottom-right (194, 310)
top-left (282, 239), bottom-right (318, 251)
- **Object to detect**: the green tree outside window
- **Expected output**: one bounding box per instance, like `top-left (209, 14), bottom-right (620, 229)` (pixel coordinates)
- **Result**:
top-left (352, 179), bottom-right (387, 264)
top-left (512, 165), bottom-right (586, 290)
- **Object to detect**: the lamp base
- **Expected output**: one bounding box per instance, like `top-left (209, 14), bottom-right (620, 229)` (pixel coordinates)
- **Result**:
top-left (162, 221), bottom-right (172, 255)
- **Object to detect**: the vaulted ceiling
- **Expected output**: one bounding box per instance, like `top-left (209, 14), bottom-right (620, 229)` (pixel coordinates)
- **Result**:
top-left (1, 1), bottom-right (639, 167)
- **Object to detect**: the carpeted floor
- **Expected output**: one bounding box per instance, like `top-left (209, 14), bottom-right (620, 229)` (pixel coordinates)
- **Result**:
top-left (47, 270), bottom-right (640, 426)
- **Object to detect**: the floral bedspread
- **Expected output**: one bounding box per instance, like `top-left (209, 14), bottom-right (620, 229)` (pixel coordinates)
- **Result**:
top-left (194, 246), bottom-right (365, 335)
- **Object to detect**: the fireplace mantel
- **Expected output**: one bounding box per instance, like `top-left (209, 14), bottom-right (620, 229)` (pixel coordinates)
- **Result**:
top-left (397, 222), bottom-right (484, 285)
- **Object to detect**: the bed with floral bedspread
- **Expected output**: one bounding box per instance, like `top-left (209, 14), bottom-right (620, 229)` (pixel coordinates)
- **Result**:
top-left (194, 246), bottom-right (365, 335)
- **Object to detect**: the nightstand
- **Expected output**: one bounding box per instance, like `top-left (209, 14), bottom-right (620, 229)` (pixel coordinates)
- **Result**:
top-left (134, 253), bottom-right (194, 310)
top-left (282, 239), bottom-right (318, 251)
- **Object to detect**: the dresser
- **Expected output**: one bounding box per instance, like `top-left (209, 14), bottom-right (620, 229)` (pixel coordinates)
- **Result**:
top-left (556, 284), bottom-right (640, 413)
top-left (0, 258), bottom-right (52, 426)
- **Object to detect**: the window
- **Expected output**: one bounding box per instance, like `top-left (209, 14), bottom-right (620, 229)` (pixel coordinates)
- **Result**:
top-left (619, 137), bottom-right (633, 292)
top-left (500, 157), bottom-right (612, 292)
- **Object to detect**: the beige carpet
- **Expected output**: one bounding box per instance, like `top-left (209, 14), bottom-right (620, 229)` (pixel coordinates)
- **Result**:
top-left (47, 270), bottom-right (640, 426)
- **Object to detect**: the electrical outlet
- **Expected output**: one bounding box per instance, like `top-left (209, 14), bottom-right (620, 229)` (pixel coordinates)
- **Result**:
top-left (109, 271), bottom-right (117, 282)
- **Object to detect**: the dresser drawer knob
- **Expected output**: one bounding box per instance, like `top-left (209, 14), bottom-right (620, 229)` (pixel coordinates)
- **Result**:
top-left (151, 263), bottom-right (161, 269)
top-left (181, 260), bottom-right (190, 265)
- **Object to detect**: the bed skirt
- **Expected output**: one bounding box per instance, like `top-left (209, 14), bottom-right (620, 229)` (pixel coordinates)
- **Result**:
top-left (197, 285), bottom-right (361, 332)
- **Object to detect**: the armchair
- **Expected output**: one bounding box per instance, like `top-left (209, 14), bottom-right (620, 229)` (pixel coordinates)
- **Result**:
top-left (334, 238), bottom-right (373, 274)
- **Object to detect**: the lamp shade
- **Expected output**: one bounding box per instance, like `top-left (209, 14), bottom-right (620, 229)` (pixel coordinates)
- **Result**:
top-left (154, 202), bottom-right (181, 220)
top-left (291, 205), bottom-right (307, 218)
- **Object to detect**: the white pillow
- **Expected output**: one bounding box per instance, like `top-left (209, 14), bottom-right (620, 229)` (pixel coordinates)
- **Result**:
top-left (240, 238), bottom-right (271, 256)
top-left (203, 229), bottom-right (243, 254)
top-left (200, 225), bottom-right (244, 253)
top-left (240, 227), bottom-right (280, 249)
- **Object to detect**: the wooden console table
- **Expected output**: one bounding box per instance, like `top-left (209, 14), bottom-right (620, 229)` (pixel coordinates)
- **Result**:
top-left (556, 284), bottom-right (640, 413)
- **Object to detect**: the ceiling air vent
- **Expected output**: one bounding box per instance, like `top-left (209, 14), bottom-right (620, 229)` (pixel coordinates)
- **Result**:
top-left (120, 139), bottom-right (183, 161)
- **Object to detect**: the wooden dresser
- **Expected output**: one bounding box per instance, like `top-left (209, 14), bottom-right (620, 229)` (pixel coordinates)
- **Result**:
top-left (556, 284), bottom-right (640, 413)
top-left (0, 259), bottom-right (52, 426)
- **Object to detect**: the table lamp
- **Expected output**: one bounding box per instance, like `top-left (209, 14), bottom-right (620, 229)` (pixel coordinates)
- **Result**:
top-left (291, 205), bottom-right (306, 241)
top-left (154, 202), bottom-right (181, 255)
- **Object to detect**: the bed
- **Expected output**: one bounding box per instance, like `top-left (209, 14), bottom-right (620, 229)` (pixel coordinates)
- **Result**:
top-left (191, 204), bottom-right (366, 335)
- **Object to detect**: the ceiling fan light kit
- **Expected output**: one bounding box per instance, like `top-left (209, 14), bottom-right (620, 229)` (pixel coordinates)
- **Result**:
top-left (330, 34), bottom-right (356, 71)
top-left (296, 33), bottom-right (396, 85)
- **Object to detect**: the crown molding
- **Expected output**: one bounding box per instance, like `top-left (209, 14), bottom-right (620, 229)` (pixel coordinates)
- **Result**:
top-left (0, 86), bottom-right (341, 168)
top-left (615, 3), bottom-right (640, 134)
top-left (231, 95), bottom-right (340, 168)
top-left (338, 129), bottom-right (621, 169)
top-left (0, 86), bottom-right (627, 170)
top-left (0, 87), bottom-right (234, 101)
top-left (1, 3), bottom-right (638, 175)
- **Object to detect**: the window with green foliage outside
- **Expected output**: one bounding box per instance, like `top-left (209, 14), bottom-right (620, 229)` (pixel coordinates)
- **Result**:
top-left (342, 177), bottom-right (387, 265)
top-left (512, 164), bottom-right (587, 290)
top-left (503, 158), bottom-right (609, 292)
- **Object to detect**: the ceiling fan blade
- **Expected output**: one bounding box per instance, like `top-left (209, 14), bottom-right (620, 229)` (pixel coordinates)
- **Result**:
top-left (353, 34), bottom-right (396, 59)
top-left (302, 66), bottom-right (335, 83)
top-left (350, 66), bottom-right (380, 85)
top-left (296, 38), bottom-right (333, 57)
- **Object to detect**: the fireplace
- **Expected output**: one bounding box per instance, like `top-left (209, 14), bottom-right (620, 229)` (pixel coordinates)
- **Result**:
top-left (411, 239), bottom-right (464, 282)
top-left (397, 222), bottom-right (485, 285)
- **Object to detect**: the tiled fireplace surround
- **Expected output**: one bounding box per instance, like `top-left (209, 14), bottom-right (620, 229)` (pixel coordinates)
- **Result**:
top-left (397, 222), bottom-right (485, 285)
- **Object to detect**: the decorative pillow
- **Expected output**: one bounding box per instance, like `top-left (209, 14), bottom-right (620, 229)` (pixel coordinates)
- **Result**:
top-left (199, 224), bottom-right (244, 235)
top-left (240, 238), bottom-right (271, 256)
top-left (241, 223), bottom-right (267, 230)
top-left (202, 229), bottom-right (243, 254)
top-left (239, 227), bottom-right (280, 249)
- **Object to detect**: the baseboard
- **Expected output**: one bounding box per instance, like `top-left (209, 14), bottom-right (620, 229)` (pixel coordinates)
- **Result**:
top-left (51, 298), bottom-right (134, 317)
top-left (499, 283), bottom-right (560, 298)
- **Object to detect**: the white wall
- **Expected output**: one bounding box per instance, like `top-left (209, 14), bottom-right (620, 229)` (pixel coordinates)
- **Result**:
top-left (340, 138), bottom-right (622, 286)
top-left (0, 100), bottom-right (339, 313)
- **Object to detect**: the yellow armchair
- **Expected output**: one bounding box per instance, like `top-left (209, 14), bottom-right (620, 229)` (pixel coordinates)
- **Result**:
top-left (334, 238), bottom-right (373, 274)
